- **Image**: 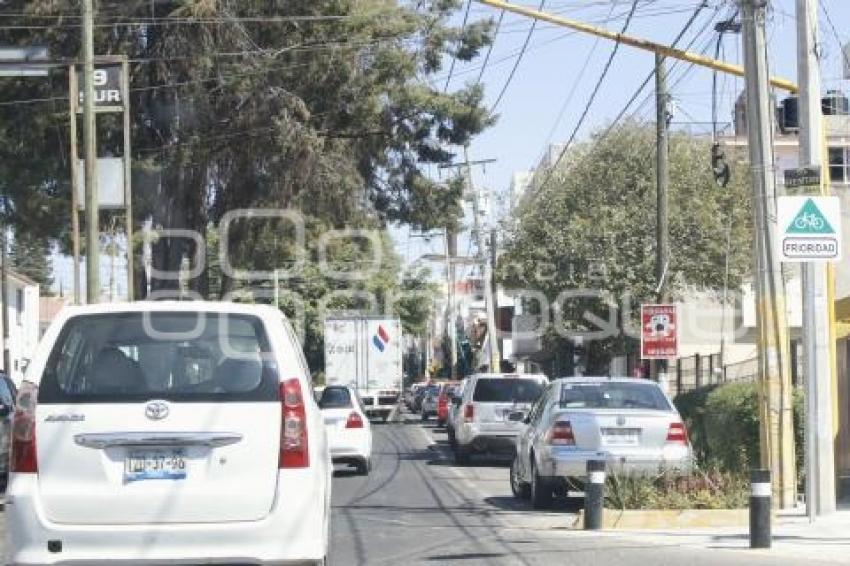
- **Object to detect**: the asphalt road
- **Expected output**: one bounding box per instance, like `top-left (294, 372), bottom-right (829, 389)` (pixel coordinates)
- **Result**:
top-left (329, 417), bottom-right (833, 566)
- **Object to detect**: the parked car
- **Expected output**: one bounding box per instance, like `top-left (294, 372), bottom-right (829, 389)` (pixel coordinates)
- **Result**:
top-left (0, 371), bottom-right (17, 490)
top-left (511, 377), bottom-right (693, 509)
top-left (413, 384), bottom-right (439, 413)
top-left (405, 383), bottom-right (424, 409)
top-left (319, 385), bottom-right (372, 475)
top-left (452, 374), bottom-right (548, 465)
top-left (445, 378), bottom-right (469, 446)
top-left (435, 382), bottom-right (460, 426)
top-left (420, 386), bottom-right (439, 421)
top-left (5, 302), bottom-right (331, 565)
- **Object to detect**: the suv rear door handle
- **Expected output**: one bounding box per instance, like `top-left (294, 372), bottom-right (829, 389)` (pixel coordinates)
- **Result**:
top-left (74, 432), bottom-right (243, 449)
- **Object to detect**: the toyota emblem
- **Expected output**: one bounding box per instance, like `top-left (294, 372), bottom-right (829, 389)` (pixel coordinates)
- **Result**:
top-left (145, 401), bottom-right (170, 420)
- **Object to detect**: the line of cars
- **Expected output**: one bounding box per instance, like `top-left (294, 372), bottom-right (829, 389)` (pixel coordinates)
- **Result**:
top-left (407, 372), bottom-right (693, 510)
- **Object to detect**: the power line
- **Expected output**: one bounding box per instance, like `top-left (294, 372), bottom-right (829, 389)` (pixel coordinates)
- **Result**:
top-left (444, 0), bottom-right (473, 92)
top-left (820, 0), bottom-right (850, 72)
top-left (532, 0), bottom-right (714, 197)
top-left (489, 0), bottom-right (547, 113)
top-left (534, 0), bottom-right (640, 192)
top-left (475, 8), bottom-right (505, 85)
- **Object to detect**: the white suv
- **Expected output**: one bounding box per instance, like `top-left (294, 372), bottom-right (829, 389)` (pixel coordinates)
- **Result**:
top-left (452, 374), bottom-right (548, 465)
top-left (5, 302), bottom-right (331, 565)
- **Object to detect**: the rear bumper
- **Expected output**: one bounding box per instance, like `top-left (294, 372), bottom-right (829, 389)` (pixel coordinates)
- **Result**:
top-left (538, 446), bottom-right (693, 479)
top-left (456, 426), bottom-right (518, 453)
top-left (328, 430), bottom-right (371, 463)
top-left (5, 471), bottom-right (329, 565)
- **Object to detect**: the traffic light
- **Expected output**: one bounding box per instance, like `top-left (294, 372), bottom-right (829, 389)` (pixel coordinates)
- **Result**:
top-left (711, 142), bottom-right (731, 188)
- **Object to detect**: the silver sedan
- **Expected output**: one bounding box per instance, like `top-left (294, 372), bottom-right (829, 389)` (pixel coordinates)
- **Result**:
top-left (510, 377), bottom-right (693, 509)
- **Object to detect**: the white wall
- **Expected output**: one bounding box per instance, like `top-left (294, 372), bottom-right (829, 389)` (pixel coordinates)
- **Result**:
top-left (2, 278), bottom-right (40, 385)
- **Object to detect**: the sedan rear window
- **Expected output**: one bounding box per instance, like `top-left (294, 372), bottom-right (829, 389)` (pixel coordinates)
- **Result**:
top-left (559, 382), bottom-right (671, 410)
top-left (320, 386), bottom-right (352, 409)
top-left (473, 378), bottom-right (544, 403)
top-left (38, 312), bottom-right (279, 403)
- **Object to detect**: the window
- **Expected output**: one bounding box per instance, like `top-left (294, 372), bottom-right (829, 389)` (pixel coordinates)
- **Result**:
top-left (15, 289), bottom-right (23, 325)
top-left (828, 147), bottom-right (849, 184)
top-left (320, 386), bottom-right (352, 409)
top-left (558, 382), bottom-right (671, 411)
top-left (472, 378), bottom-right (545, 403)
top-left (39, 312), bottom-right (278, 403)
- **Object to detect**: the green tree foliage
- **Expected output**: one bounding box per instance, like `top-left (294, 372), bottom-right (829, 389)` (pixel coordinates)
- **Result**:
top-left (498, 122), bottom-right (754, 366)
top-left (10, 231), bottom-right (54, 291)
top-left (0, 0), bottom-right (495, 296)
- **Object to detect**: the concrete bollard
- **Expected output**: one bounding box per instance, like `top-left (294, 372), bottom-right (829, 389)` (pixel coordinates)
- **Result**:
top-left (749, 469), bottom-right (771, 549)
top-left (584, 459), bottom-right (606, 530)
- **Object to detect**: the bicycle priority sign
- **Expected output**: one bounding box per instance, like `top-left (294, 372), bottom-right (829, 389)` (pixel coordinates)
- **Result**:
top-left (777, 196), bottom-right (842, 262)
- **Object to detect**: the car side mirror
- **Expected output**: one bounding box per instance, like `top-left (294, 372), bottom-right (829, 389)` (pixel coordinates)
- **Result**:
top-left (507, 411), bottom-right (526, 422)
top-left (0, 403), bottom-right (11, 417)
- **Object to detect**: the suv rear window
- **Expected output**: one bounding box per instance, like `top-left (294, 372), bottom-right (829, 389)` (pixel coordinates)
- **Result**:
top-left (473, 378), bottom-right (544, 403)
top-left (558, 382), bottom-right (671, 410)
top-left (38, 312), bottom-right (279, 403)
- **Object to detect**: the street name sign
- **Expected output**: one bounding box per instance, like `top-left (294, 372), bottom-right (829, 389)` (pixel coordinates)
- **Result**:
top-left (640, 304), bottom-right (678, 360)
top-left (778, 196), bottom-right (842, 262)
top-left (783, 166), bottom-right (821, 195)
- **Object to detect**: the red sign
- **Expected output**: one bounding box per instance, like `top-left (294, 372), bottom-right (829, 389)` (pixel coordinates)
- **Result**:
top-left (640, 304), bottom-right (678, 360)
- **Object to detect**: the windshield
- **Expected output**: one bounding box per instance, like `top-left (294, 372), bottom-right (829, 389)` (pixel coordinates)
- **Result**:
top-left (39, 312), bottom-right (277, 403)
top-left (473, 378), bottom-right (544, 403)
top-left (558, 382), bottom-right (671, 411)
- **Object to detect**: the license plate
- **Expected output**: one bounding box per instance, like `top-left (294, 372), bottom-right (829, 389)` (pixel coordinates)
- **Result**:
top-left (601, 428), bottom-right (640, 446)
top-left (124, 450), bottom-right (187, 482)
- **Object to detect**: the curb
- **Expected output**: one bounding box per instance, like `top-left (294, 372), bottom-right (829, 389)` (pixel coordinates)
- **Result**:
top-left (572, 508), bottom-right (748, 530)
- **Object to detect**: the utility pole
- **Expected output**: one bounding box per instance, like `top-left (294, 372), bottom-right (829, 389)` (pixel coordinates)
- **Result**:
top-left (655, 51), bottom-right (670, 392)
top-left (796, 0), bottom-right (836, 517)
top-left (490, 227), bottom-right (500, 370)
top-left (463, 146), bottom-right (501, 372)
top-left (740, 0), bottom-right (796, 508)
top-left (82, 0), bottom-right (100, 304)
top-left (68, 66), bottom-right (81, 305)
top-left (0, 214), bottom-right (8, 374)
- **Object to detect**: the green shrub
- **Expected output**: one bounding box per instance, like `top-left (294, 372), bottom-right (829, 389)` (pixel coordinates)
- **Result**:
top-left (675, 381), bottom-right (803, 478)
top-left (605, 469), bottom-right (748, 510)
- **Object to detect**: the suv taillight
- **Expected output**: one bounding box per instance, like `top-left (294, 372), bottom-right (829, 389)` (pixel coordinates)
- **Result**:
top-left (346, 412), bottom-right (364, 429)
top-left (666, 422), bottom-right (688, 445)
top-left (11, 381), bottom-right (38, 473)
top-left (279, 378), bottom-right (309, 468)
top-left (548, 421), bottom-right (575, 446)
top-left (463, 404), bottom-right (474, 422)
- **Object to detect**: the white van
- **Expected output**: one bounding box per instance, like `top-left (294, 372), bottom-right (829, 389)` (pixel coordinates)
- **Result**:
top-left (5, 302), bottom-right (331, 565)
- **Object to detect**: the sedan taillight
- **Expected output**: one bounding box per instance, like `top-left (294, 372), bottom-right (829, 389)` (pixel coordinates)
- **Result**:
top-left (280, 378), bottom-right (309, 468)
top-left (666, 422), bottom-right (688, 445)
top-left (463, 404), bottom-right (474, 422)
top-left (548, 420), bottom-right (575, 446)
top-left (346, 412), bottom-right (364, 429)
top-left (11, 382), bottom-right (38, 473)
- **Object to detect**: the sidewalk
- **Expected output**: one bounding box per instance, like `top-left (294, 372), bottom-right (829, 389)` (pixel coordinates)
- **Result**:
top-left (567, 505), bottom-right (850, 564)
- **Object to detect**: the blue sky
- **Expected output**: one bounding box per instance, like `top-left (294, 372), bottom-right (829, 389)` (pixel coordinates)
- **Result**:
top-left (393, 0), bottom-right (850, 271)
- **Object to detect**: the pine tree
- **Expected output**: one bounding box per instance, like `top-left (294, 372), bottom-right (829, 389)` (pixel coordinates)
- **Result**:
top-left (9, 232), bottom-right (53, 292)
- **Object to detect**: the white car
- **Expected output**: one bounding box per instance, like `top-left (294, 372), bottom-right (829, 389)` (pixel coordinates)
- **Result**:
top-left (319, 385), bottom-right (372, 474)
top-left (5, 302), bottom-right (331, 565)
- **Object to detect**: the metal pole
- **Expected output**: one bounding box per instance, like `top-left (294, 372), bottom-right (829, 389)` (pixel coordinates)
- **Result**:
top-left (796, 0), bottom-right (836, 517)
top-left (122, 59), bottom-right (133, 301)
top-left (82, 0), bottom-right (100, 304)
top-left (0, 217), bottom-right (8, 374)
top-left (445, 228), bottom-right (458, 379)
top-left (655, 51), bottom-right (670, 392)
top-left (463, 146), bottom-right (501, 371)
top-left (750, 468), bottom-right (772, 548)
top-left (584, 459), bottom-right (605, 530)
top-left (740, 0), bottom-right (796, 508)
top-left (68, 65), bottom-right (81, 305)
top-left (490, 227), bottom-right (500, 370)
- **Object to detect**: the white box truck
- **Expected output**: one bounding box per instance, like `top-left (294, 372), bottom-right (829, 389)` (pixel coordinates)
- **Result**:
top-left (324, 315), bottom-right (403, 421)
